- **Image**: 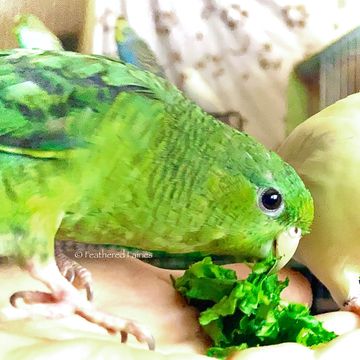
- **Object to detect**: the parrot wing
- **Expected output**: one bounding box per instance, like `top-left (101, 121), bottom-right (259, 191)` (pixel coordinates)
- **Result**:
top-left (0, 49), bottom-right (161, 159)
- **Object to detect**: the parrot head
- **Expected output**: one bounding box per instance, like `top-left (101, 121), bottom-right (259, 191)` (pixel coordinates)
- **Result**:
top-left (254, 158), bottom-right (314, 271)
top-left (244, 145), bottom-right (313, 271)
top-left (115, 16), bottom-right (133, 43)
top-left (210, 130), bottom-right (314, 271)
top-left (14, 14), bottom-right (43, 30)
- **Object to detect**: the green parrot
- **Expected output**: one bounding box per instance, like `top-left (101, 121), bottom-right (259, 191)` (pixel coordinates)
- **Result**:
top-left (278, 93), bottom-right (360, 315)
top-left (11, 14), bottom-right (266, 270)
top-left (0, 48), bottom-right (313, 348)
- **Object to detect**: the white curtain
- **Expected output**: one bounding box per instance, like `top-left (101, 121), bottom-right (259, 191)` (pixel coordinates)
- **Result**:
top-left (82, 0), bottom-right (360, 149)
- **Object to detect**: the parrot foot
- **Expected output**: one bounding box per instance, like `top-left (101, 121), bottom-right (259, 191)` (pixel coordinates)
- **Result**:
top-left (10, 290), bottom-right (155, 349)
top-left (9, 260), bottom-right (155, 350)
top-left (55, 242), bottom-right (94, 301)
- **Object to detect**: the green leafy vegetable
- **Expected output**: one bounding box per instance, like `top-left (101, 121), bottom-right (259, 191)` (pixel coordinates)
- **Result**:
top-left (174, 257), bottom-right (337, 359)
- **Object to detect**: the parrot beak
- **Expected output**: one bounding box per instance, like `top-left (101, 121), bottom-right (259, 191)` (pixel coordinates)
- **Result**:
top-left (271, 227), bottom-right (302, 273)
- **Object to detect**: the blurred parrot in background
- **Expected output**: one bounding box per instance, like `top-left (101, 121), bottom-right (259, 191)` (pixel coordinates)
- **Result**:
top-left (115, 16), bottom-right (165, 78)
top-left (13, 14), bottom-right (64, 51)
top-left (114, 16), bottom-right (245, 130)
top-left (13, 14), bottom-right (164, 77)
top-left (278, 93), bottom-right (360, 315)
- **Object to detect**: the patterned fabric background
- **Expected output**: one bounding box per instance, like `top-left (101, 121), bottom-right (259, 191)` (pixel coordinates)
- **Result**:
top-left (83, 0), bottom-right (360, 150)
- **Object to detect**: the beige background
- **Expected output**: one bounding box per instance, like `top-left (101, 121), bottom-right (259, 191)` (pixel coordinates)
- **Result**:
top-left (0, 0), bottom-right (86, 49)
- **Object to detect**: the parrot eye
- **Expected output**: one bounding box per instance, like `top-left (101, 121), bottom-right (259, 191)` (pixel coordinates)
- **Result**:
top-left (258, 188), bottom-right (284, 216)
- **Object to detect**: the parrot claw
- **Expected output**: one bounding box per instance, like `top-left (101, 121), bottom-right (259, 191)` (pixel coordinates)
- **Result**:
top-left (77, 307), bottom-right (155, 350)
top-left (9, 290), bottom-right (76, 319)
top-left (10, 290), bottom-right (56, 307)
top-left (9, 289), bottom-right (155, 349)
top-left (9, 261), bottom-right (155, 350)
top-left (55, 243), bottom-right (94, 301)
